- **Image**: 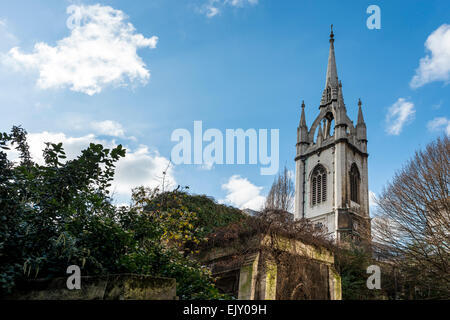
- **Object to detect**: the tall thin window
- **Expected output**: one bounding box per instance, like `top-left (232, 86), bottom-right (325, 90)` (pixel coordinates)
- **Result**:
top-left (322, 174), bottom-right (327, 202)
top-left (350, 163), bottom-right (360, 203)
top-left (312, 177), bottom-right (317, 205)
top-left (311, 165), bottom-right (327, 206)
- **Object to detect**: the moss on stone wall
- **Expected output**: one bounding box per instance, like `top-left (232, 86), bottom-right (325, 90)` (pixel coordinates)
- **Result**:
top-left (7, 274), bottom-right (176, 300)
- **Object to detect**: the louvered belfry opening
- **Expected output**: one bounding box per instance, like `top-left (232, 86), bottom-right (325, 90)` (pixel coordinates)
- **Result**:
top-left (311, 165), bottom-right (327, 206)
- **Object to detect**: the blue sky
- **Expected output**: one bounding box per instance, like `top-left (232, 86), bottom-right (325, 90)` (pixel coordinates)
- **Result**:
top-left (0, 0), bottom-right (449, 210)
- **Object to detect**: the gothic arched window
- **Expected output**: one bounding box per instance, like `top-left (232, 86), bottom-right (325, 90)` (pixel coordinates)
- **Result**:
top-left (326, 87), bottom-right (331, 102)
top-left (311, 165), bottom-right (327, 206)
top-left (350, 163), bottom-right (360, 203)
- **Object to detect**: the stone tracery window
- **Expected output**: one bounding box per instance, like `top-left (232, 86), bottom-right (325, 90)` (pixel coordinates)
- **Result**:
top-left (350, 163), bottom-right (360, 203)
top-left (311, 165), bottom-right (327, 206)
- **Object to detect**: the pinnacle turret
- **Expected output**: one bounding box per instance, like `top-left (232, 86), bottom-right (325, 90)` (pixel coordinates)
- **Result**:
top-left (300, 100), bottom-right (307, 128)
top-left (357, 98), bottom-right (365, 124)
top-left (356, 99), bottom-right (367, 142)
top-left (298, 100), bottom-right (309, 146)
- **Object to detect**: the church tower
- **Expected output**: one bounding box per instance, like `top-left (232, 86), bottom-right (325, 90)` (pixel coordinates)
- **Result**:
top-left (294, 27), bottom-right (370, 242)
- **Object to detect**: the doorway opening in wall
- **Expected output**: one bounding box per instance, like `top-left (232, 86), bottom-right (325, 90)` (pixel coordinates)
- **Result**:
top-left (214, 269), bottom-right (240, 298)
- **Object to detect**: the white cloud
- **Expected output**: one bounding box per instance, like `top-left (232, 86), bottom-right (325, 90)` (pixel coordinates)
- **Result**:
top-left (57, 115), bottom-right (135, 140)
top-left (220, 175), bottom-right (265, 210)
top-left (410, 24), bottom-right (450, 88)
top-left (206, 6), bottom-right (220, 18)
top-left (6, 130), bottom-right (174, 199)
top-left (385, 98), bottom-right (415, 135)
top-left (9, 131), bottom-right (108, 165)
top-left (4, 4), bottom-right (158, 95)
top-left (0, 18), bottom-right (17, 43)
top-left (226, 0), bottom-right (259, 7)
top-left (427, 117), bottom-right (450, 136)
top-left (113, 146), bottom-right (175, 197)
top-left (90, 120), bottom-right (125, 137)
top-left (202, 0), bottom-right (258, 18)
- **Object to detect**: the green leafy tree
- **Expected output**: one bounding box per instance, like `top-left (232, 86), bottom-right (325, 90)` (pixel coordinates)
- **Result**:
top-left (334, 245), bottom-right (382, 300)
top-left (0, 126), bottom-right (229, 299)
top-left (0, 126), bottom-right (127, 294)
top-left (119, 187), bottom-right (230, 299)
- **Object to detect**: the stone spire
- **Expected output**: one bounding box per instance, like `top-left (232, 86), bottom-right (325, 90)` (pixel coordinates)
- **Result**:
top-left (321, 25), bottom-right (339, 106)
top-left (300, 100), bottom-right (307, 128)
top-left (325, 24), bottom-right (338, 89)
top-left (357, 98), bottom-right (365, 124)
top-left (298, 100), bottom-right (309, 145)
top-left (356, 98), bottom-right (367, 142)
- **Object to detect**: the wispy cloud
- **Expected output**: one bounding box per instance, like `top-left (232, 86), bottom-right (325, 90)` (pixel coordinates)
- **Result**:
top-left (385, 98), bottom-right (415, 135)
top-left (410, 24), bottom-right (450, 89)
top-left (90, 120), bottom-right (126, 138)
top-left (220, 175), bottom-right (265, 210)
top-left (226, 0), bottom-right (259, 7)
top-left (0, 18), bottom-right (18, 52)
top-left (60, 115), bottom-right (135, 140)
top-left (0, 18), bottom-right (17, 42)
top-left (206, 6), bottom-right (220, 18)
top-left (4, 4), bottom-right (158, 95)
top-left (427, 117), bottom-right (450, 136)
top-left (432, 100), bottom-right (444, 110)
top-left (202, 0), bottom-right (258, 18)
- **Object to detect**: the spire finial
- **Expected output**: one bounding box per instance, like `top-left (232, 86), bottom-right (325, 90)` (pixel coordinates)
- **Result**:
top-left (301, 100), bottom-right (305, 109)
top-left (358, 98), bottom-right (362, 107)
top-left (323, 24), bottom-right (338, 91)
top-left (330, 24), bottom-right (334, 43)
